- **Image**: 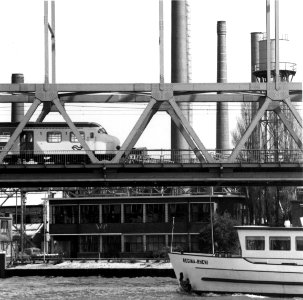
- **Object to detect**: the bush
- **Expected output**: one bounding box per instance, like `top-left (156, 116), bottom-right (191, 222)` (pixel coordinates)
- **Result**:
top-left (199, 212), bottom-right (240, 254)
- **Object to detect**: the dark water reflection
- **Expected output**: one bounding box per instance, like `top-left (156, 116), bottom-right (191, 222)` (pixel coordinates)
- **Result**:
top-left (0, 276), bottom-right (302, 300)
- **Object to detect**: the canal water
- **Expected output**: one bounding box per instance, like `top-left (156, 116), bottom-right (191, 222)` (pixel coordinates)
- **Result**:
top-left (0, 276), bottom-right (301, 300)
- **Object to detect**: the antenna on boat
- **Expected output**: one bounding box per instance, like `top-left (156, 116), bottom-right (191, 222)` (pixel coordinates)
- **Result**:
top-left (210, 188), bottom-right (215, 255)
top-left (171, 217), bottom-right (175, 252)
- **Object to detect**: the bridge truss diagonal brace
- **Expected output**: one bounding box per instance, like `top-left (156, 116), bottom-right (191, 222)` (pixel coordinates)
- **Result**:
top-left (0, 190), bottom-right (18, 207)
top-left (284, 97), bottom-right (303, 128)
top-left (36, 102), bottom-right (52, 122)
top-left (166, 108), bottom-right (205, 163)
top-left (111, 98), bottom-right (160, 163)
top-left (229, 97), bottom-right (272, 162)
top-left (168, 98), bottom-right (215, 163)
top-left (274, 106), bottom-right (303, 150)
top-left (52, 98), bottom-right (100, 164)
top-left (0, 98), bottom-right (41, 163)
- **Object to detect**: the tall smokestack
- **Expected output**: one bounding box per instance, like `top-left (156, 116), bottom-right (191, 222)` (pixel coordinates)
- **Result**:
top-left (216, 21), bottom-right (229, 151)
top-left (250, 32), bottom-right (263, 149)
top-left (251, 32), bottom-right (263, 82)
top-left (11, 73), bottom-right (24, 123)
top-left (171, 0), bottom-right (191, 154)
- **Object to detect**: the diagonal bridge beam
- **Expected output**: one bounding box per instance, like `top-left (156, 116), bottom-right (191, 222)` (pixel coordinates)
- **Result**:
top-left (229, 97), bottom-right (272, 162)
top-left (52, 98), bottom-right (100, 164)
top-left (0, 98), bottom-right (41, 163)
top-left (274, 105), bottom-right (303, 150)
top-left (111, 92), bottom-right (215, 164)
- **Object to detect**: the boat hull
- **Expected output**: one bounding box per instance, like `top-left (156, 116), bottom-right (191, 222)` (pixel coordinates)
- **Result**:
top-left (169, 252), bottom-right (303, 296)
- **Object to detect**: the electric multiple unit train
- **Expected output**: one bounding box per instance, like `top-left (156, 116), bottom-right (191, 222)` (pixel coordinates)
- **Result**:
top-left (0, 122), bottom-right (120, 164)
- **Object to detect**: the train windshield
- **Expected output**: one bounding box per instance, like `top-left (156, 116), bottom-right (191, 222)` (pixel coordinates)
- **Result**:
top-left (98, 127), bottom-right (107, 134)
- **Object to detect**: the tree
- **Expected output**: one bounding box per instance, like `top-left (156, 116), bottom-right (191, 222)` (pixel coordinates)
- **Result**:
top-left (232, 102), bottom-right (301, 226)
top-left (199, 212), bottom-right (240, 254)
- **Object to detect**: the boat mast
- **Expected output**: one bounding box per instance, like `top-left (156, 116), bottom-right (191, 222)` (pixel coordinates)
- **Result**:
top-left (171, 217), bottom-right (175, 252)
top-left (210, 187), bottom-right (215, 254)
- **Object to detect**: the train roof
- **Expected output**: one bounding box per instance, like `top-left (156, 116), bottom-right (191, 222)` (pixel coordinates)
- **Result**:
top-left (0, 122), bottom-right (104, 129)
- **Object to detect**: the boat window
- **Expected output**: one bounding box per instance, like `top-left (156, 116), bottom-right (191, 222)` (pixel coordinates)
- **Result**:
top-left (168, 203), bottom-right (188, 222)
top-left (269, 237), bottom-right (291, 251)
top-left (146, 235), bottom-right (165, 252)
top-left (124, 204), bottom-right (143, 223)
top-left (124, 235), bottom-right (143, 252)
top-left (190, 203), bottom-right (210, 222)
top-left (245, 236), bottom-right (265, 250)
top-left (47, 132), bottom-right (62, 143)
top-left (80, 205), bottom-right (99, 224)
top-left (70, 131), bottom-right (85, 143)
top-left (79, 235), bottom-right (99, 252)
top-left (146, 204), bottom-right (165, 223)
top-left (296, 237), bottom-right (303, 251)
top-left (51, 205), bottom-right (79, 224)
top-left (102, 204), bottom-right (121, 223)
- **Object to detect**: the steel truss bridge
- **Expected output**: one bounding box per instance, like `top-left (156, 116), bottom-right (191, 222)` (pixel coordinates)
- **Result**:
top-left (0, 1), bottom-right (302, 188)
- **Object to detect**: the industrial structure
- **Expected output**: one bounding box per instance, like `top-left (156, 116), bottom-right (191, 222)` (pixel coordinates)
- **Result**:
top-left (0, 214), bottom-right (12, 255)
top-left (0, 0), bottom-right (302, 258)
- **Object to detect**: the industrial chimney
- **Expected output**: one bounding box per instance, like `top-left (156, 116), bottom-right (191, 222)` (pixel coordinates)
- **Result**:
top-left (171, 0), bottom-right (192, 160)
top-left (11, 73), bottom-right (24, 123)
top-left (250, 32), bottom-right (263, 149)
top-left (216, 21), bottom-right (230, 152)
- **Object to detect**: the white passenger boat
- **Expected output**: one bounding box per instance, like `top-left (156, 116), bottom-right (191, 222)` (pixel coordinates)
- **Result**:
top-left (169, 226), bottom-right (303, 296)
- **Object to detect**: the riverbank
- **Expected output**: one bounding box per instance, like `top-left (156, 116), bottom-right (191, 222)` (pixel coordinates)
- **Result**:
top-left (5, 260), bottom-right (175, 278)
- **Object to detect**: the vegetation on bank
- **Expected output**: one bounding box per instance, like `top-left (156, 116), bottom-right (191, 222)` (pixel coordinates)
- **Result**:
top-left (232, 102), bottom-right (300, 226)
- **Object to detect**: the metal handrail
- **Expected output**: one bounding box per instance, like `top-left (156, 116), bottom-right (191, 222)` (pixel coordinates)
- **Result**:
top-left (0, 149), bottom-right (302, 165)
top-left (261, 33), bottom-right (289, 41)
top-left (254, 62), bottom-right (297, 72)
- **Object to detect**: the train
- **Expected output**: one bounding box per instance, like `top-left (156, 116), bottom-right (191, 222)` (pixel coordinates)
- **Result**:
top-left (0, 122), bottom-right (120, 164)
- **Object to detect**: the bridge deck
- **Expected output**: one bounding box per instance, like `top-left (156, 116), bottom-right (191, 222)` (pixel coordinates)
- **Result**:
top-left (0, 162), bottom-right (302, 187)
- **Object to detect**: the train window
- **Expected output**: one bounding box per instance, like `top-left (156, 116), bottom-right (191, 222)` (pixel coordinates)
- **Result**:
top-left (0, 133), bottom-right (11, 143)
top-left (70, 131), bottom-right (85, 143)
top-left (90, 132), bottom-right (94, 139)
top-left (47, 132), bottom-right (62, 143)
top-left (98, 128), bottom-right (107, 134)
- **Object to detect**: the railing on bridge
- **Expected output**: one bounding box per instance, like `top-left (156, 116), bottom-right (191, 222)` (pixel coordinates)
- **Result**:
top-left (0, 149), bottom-right (302, 165)
top-left (64, 186), bottom-right (244, 198)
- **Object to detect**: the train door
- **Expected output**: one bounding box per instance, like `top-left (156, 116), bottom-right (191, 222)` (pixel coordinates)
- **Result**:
top-left (20, 131), bottom-right (34, 153)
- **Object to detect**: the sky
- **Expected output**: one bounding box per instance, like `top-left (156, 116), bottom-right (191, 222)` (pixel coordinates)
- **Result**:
top-left (0, 0), bottom-right (302, 150)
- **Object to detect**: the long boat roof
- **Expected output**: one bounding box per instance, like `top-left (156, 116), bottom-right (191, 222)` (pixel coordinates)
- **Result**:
top-left (236, 225), bottom-right (303, 231)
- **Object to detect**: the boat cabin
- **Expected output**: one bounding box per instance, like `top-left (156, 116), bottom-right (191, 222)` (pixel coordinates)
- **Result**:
top-left (236, 226), bottom-right (303, 260)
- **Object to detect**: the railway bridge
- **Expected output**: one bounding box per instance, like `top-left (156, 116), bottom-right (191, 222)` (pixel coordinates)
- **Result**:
top-left (0, 148), bottom-right (302, 187)
top-left (0, 1), bottom-right (302, 188)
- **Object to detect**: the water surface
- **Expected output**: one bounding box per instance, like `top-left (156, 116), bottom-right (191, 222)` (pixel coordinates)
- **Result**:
top-left (0, 276), bottom-right (301, 300)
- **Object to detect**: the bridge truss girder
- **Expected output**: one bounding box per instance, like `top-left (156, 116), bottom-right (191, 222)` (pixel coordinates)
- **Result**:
top-left (0, 81), bottom-right (302, 164)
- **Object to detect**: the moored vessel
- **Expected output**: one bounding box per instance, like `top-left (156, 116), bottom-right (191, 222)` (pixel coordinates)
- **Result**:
top-left (169, 226), bottom-right (303, 296)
